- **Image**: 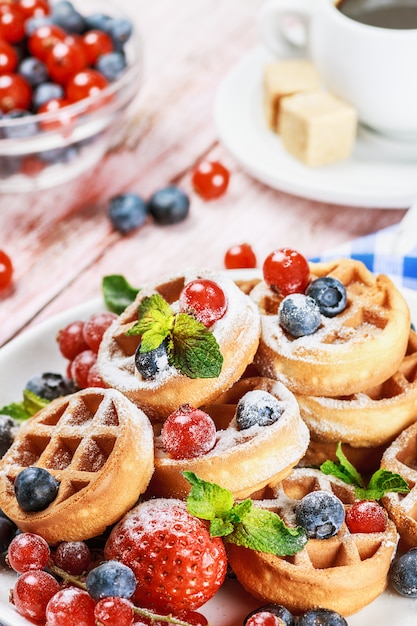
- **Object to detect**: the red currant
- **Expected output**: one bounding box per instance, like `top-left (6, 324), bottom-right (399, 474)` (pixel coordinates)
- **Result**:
top-left (38, 96), bottom-right (75, 132)
top-left (0, 249), bottom-right (13, 289)
top-left (8, 532), bottom-right (50, 573)
top-left (245, 612), bottom-right (283, 626)
top-left (94, 597), bottom-right (134, 626)
top-left (53, 540), bottom-right (91, 576)
top-left (46, 587), bottom-right (96, 626)
top-left (0, 38), bottom-right (18, 74)
top-left (179, 278), bottom-right (227, 327)
top-left (70, 349), bottom-right (97, 388)
top-left (17, 0), bottom-right (50, 19)
top-left (0, 72), bottom-right (31, 111)
top-left (161, 404), bottom-right (217, 460)
top-left (12, 570), bottom-right (60, 622)
top-left (66, 67), bottom-right (108, 103)
top-left (86, 362), bottom-right (106, 387)
top-left (224, 243), bottom-right (257, 270)
top-left (28, 23), bottom-right (66, 61)
top-left (82, 311), bottom-right (117, 353)
top-left (191, 160), bottom-right (230, 200)
top-left (0, 5), bottom-right (25, 44)
top-left (177, 611), bottom-right (209, 626)
top-left (345, 500), bottom-right (387, 534)
top-left (45, 38), bottom-right (87, 84)
top-left (57, 320), bottom-right (89, 360)
top-left (262, 248), bottom-right (310, 296)
top-left (81, 29), bottom-right (113, 66)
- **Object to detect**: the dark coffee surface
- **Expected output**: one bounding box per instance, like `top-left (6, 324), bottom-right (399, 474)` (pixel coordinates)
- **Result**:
top-left (337, 0), bottom-right (417, 28)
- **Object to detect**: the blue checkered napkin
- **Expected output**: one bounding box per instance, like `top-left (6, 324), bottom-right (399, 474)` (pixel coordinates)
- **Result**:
top-left (309, 224), bottom-right (417, 291)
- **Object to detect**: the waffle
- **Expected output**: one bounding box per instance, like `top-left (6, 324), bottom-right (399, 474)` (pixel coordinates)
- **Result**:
top-left (0, 388), bottom-right (154, 544)
top-left (297, 329), bottom-right (417, 472)
top-left (250, 259), bottom-right (410, 397)
top-left (227, 468), bottom-right (398, 616)
top-left (381, 420), bottom-right (417, 551)
top-left (149, 377), bottom-right (310, 500)
top-left (97, 269), bottom-right (261, 421)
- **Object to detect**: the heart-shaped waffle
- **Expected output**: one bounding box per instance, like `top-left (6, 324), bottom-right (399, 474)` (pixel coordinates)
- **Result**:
top-left (0, 388), bottom-right (154, 544)
top-left (227, 467), bottom-right (398, 616)
top-left (250, 259), bottom-right (410, 396)
top-left (150, 377), bottom-right (309, 500)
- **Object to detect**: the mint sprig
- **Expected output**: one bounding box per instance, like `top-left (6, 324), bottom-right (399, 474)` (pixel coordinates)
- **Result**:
top-left (0, 389), bottom-right (49, 422)
top-left (126, 294), bottom-right (223, 379)
top-left (184, 471), bottom-right (307, 556)
top-left (102, 275), bottom-right (140, 314)
top-left (320, 442), bottom-right (410, 500)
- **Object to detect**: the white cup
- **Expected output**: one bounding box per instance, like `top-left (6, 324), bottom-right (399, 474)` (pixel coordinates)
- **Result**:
top-left (259, 0), bottom-right (417, 138)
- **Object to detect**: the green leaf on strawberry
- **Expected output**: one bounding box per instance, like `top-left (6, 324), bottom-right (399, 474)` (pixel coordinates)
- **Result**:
top-left (126, 294), bottom-right (223, 379)
top-left (320, 442), bottom-right (410, 500)
top-left (184, 471), bottom-right (307, 556)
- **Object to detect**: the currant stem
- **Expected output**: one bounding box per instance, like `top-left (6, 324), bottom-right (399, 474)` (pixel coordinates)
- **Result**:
top-left (49, 564), bottom-right (194, 626)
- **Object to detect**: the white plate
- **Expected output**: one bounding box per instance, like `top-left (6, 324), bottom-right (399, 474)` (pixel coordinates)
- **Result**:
top-left (0, 279), bottom-right (417, 625)
top-left (214, 46), bottom-right (417, 209)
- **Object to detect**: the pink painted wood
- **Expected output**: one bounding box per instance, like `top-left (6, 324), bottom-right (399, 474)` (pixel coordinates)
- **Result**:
top-left (0, 0), bottom-right (406, 347)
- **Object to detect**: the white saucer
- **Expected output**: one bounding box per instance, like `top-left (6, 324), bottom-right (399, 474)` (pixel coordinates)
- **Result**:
top-left (214, 46), bottom-right (417, 209)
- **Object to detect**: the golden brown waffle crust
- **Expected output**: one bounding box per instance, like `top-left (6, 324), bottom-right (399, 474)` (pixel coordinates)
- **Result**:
top-left (381, 420), bottom-right (417, 551)
top-left (97, 268), bottom-right (261, 421)
top-left (227, 468), bottom-right (398, 616)
top-left (150, 377), bottom-right (310, 499)
top-left (297, 329), bottom-right (417, 448)
top-left (250, 259), bottom-right (410, 396)
top-left (0, 388), bottom-right (154, 544)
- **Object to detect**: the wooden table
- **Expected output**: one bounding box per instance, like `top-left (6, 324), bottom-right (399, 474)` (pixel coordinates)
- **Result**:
top-left (0, 0), bottom-right (406, 349)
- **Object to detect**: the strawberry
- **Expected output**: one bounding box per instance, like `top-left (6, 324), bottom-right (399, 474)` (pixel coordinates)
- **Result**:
top-left (104, 498), bottom-right (227, 615)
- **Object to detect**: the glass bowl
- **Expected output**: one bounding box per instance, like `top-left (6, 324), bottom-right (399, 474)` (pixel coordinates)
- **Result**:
top-left (0, 0), bottom-right (143, 193)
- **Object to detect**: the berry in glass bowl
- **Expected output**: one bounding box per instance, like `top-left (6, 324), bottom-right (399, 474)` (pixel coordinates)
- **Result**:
top-left (0, 0), bottom-right (143, 192)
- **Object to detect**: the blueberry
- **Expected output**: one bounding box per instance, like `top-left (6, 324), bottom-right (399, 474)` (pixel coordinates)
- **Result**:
top-left (108, 192), bottom-right (148, 234)
top-left (297, 608), bottom-right (347, 625)
top-left (148, 185), bottom-right (190, 225)
top-left (236, 390), bottom-right (284, 430)
top-left (244, 604), bottom-right (295, 625)
top-left (50, 0), bottom-right (86, 34)
top-left (18, 57), bottom-right (48, 87)
top-left (135, 340), bottom-right (170, 380)
top-left (84, 12), bottom-right (112, 32)
top-left (14, 467), bottom-right (60, 512)
top-left (32, 82), bottom-right (64, 111)
top-left (96, 51), bottom-right (127, 82)
top-left (25, 15), bottom-right (53, 36)
top-left (278, 293), bottom-right (321, 337)
top-left (306, 277), bottom-right (347, 318)
top-left (25, 372), bottom-right (76, 400)
top-left (390, 548), bottom-right (417, 597)
top-left (104, 17), bottom-right (133, 49)
top-left (2, 110), bottom-right (38, 139)
top-left (0, 415), bottom-right (15, 458)
top-left (0, 155), bottom-right (21, 178)
top-left (0, 517), bottom-right (16, 553)
top-left (295, 491), bottom-right (345, 539)
top-left (86, 560), bottom-right (136, 600)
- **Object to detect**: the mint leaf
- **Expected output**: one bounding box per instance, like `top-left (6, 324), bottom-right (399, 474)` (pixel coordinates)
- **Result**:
top-left (227, 506), bottom-right (307, 556)
top-left (320, 441), bottom-right (364, 488)
top-left (126, 294), bottom-right (174, 351)
top-left (171, 313), bottom-right (223, 378)
top-left (102, 275), bottom-right (139, 314)
top-left (184, 471), bottom-right (234, 520)
top-left (356, 469), bottom-right (410, 500)
top-left (184, 472), bottom-right (307, 556)
top-left (320, 442), bottom-right (410, 500)
top-left (0, 390), bottom-right (49, 422)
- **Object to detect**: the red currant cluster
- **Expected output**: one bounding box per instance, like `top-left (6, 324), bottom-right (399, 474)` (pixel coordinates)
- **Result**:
top-left (56, 311), bottom-right (117, 389)
top-left (0, 249), bottom-right (13, 289)
top-left (7, 531), bottom-right (208, 625)
top-left (0, 0), bottom-right (131, 118)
